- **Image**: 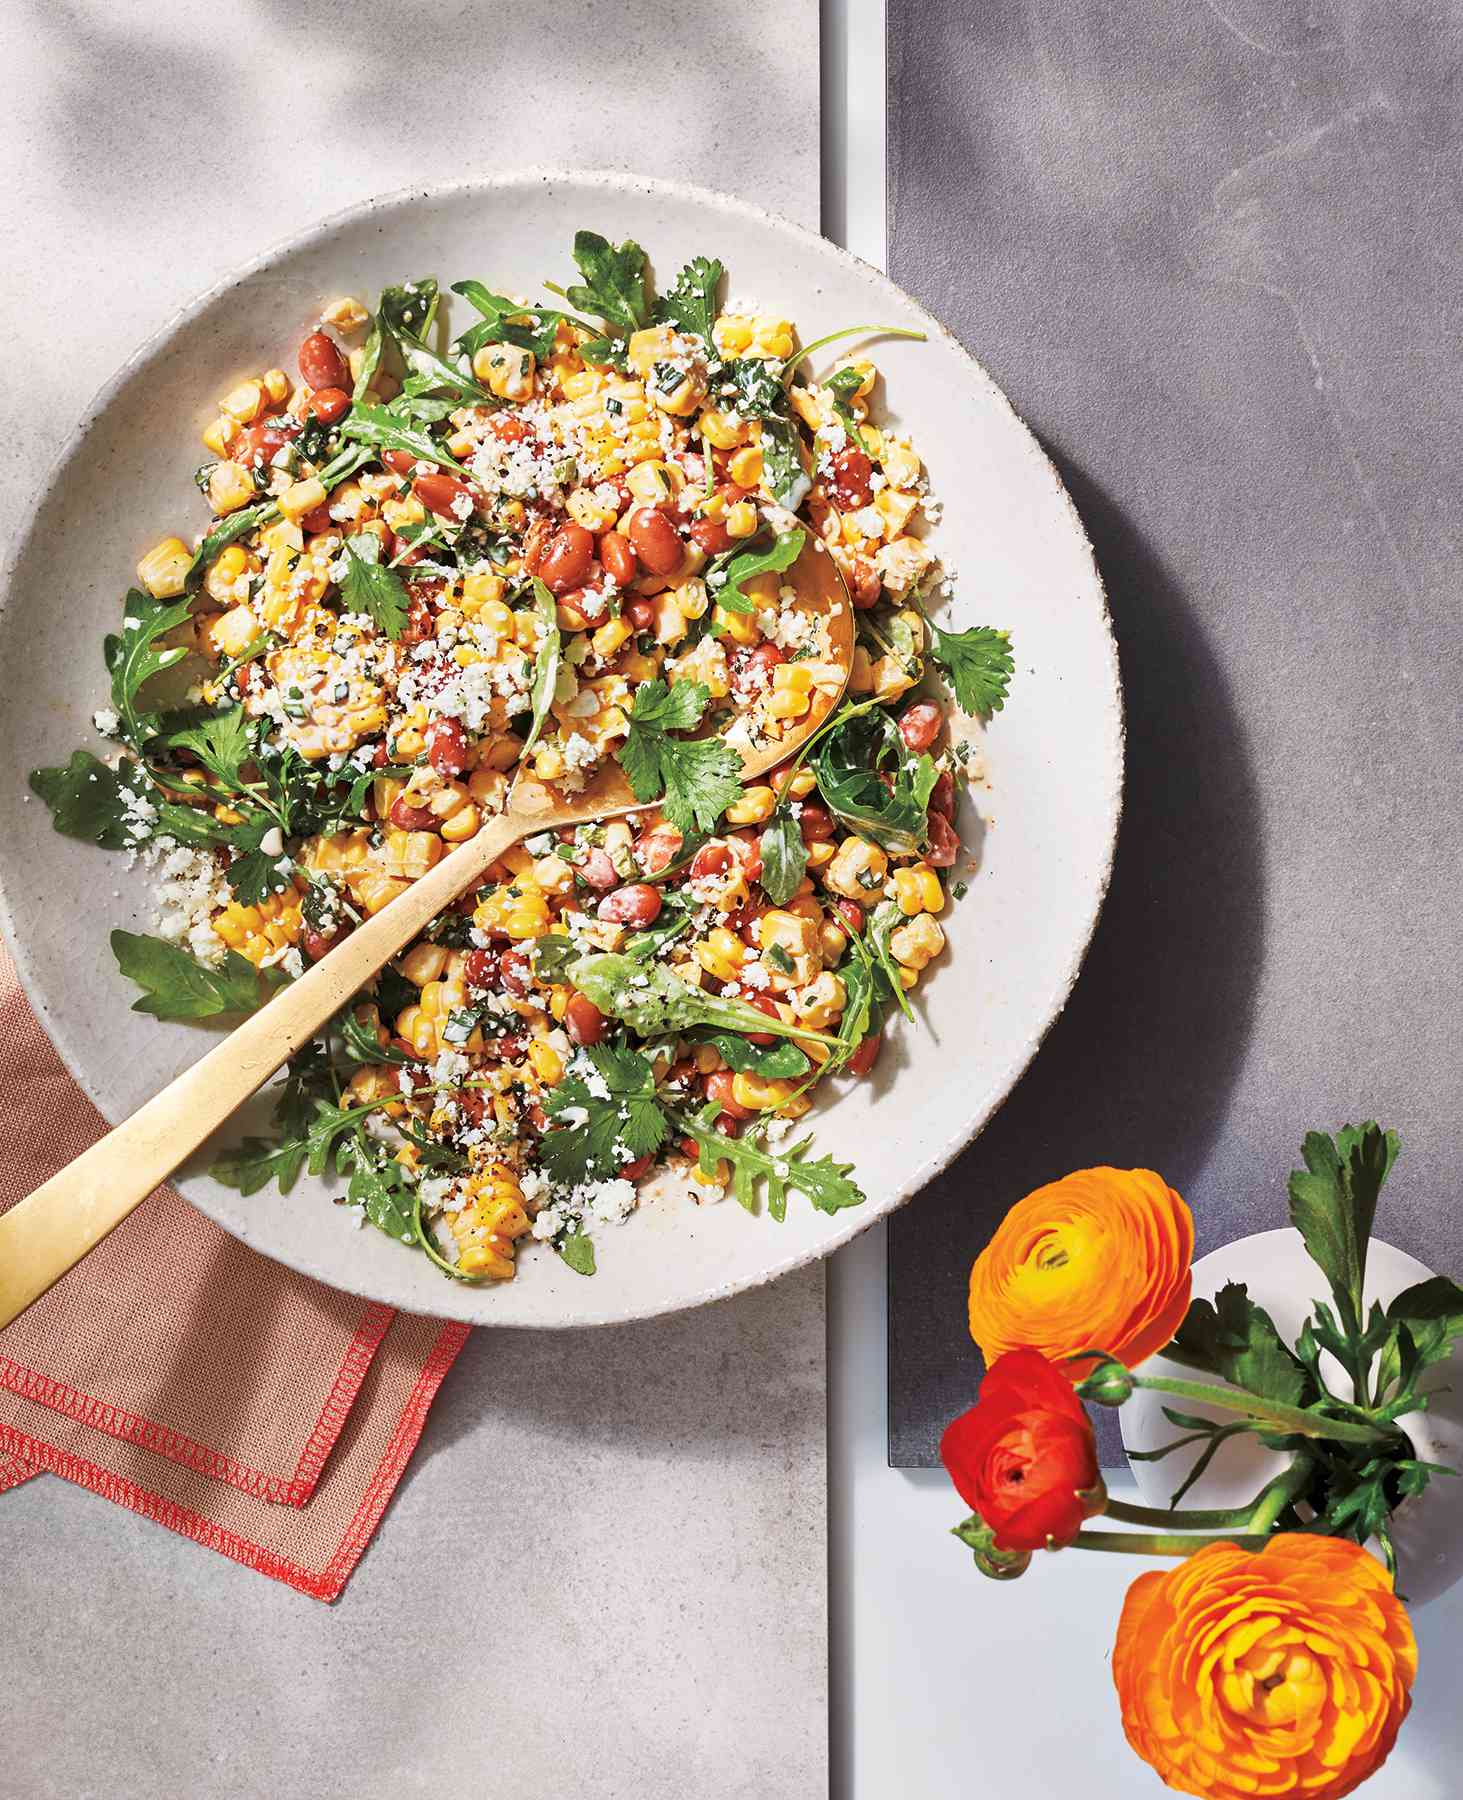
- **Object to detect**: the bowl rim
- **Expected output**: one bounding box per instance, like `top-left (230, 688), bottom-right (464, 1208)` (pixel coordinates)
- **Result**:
top-left (0, 168), bottom-right (1124, 1323)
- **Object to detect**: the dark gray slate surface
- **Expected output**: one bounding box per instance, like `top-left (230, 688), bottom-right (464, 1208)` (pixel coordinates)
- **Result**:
top-left (887, 0), bottom-right (1463, 1466)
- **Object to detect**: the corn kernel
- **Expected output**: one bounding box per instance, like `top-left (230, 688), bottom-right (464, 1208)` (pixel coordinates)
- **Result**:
top-left (137, 537), bottom-right (193, 599)
top-left (714, 604), bottom-right (759, 647)
top-left (474, 343), bottom-right (536, 401)
top-left (697, 409), bottom-right (746, 450)
top-left (533, 745), bottom-right (566, 780)
top-left (725, 500), bottom-right (759, 539)
top-left (527, 1040), bottom-right (564, 1086)
top-left (565, 487), bottom-right (619, 533)
top-left (727, 445), bottom-right (765, 489)
top-left (278, 477), bottom-right (327, 522)
top-left (262, 368), bottom-right (291, 405)
top-left (694, 926), bottom-right (746, 984)
top-left (440, 803), bottom-right (481, 843)
top-left (893, 865), bottom-right (945, 916)
top-left (824, 837), bottom-right (889, 902)
top-left (730, 1073), bottom-right (799, 1112)
top-left (206, 460), bottom-right (255, 517)
top-left (592, 616), bottom-right (633, 660)
top-left (725, 785), bottom-right (776, 826)
top-left (202, 414), bottom-right (238, 456)
top-left (890, 912), bottom-right (946, 972)
top-left (764, 687), bottom-right (811, 723)
top-left (322, 296), bottom-right (371, 335)
top-left (222, 378), bottom-right (265, 423)
top-left (400, 942), bottom-right (449, 986)
top-left (626, 459), bottom-right (686, 505)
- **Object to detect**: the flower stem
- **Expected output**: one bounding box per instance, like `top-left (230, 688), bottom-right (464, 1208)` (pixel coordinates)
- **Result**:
top-left (1102, 1497), bottom-right (1258, 1531)
top-left (1072, 1529), bottom-right (1269, 1557)
top-left (1132, 1373), bottom-right (1391, 1446)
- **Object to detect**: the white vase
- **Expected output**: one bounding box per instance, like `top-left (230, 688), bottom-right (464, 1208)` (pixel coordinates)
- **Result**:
top-left (1119, 1228), bottom-right (1463, 1607)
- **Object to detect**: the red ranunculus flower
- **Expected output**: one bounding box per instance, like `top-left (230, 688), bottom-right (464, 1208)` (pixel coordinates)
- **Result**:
top-left (939, 1348), bottom-right (1105, 1551)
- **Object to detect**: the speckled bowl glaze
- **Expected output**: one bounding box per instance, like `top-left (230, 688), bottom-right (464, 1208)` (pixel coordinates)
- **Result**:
top-left (0, 172), bottom-right (1122, 1325)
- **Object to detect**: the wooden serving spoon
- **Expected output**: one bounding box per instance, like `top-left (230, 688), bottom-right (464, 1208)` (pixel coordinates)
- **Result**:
top-left (0, 540), bottom-right (852, 1326)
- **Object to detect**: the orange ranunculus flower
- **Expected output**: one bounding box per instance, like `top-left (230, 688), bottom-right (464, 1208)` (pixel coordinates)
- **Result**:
top-left (967, 1166), bottom-right (1192, 1377)
top-left (1113, 1535), bottom-right (1417, 1800)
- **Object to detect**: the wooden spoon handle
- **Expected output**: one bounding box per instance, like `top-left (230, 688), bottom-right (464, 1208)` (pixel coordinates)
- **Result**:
top-left (0, 808), bottom-right (531, 1328)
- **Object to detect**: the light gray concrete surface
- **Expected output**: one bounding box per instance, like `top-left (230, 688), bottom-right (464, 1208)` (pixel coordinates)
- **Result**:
top-left (0, 5), bottom-right (828, 1798)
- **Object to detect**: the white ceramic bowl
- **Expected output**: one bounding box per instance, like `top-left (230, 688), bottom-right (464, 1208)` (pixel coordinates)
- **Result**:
top-left (0, 172), bottom-right (1121, 1325)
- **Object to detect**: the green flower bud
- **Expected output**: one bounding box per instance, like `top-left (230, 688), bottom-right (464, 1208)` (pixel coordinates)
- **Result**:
top-left (1077, 1357), bottom-right (1135, 1407)
top-left (951, 1514), bottom-right (1032, 1581)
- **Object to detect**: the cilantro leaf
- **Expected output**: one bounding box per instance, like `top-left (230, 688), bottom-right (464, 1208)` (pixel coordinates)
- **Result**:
top-left (568, 953), bottom-right (838, 1048)
top-left (925, 620), bottom-right (1014, 720)
top-left (520, 577), bottom-right (562, 759)
top-left (1288, 1124), bottom-right (1400, 1338)
top-left (223, 816), bottom-right (296, 905)
top-left (678, 1105), bottom-right (866, 1223)
top-left (710, 527), bottom-right (806, 614)
top-left (30, 751), bottom-right (148, 850)
top-left (162, 704), bottom-right (252, 789)
top-left (339, 532), bottom-right (410, 639)
top-left (758, 804), bottom-right (808, 906)
top-left (539, 1042), bottom-right (669, 1188)
top-left (653, 255), bottom-right (724, 350)
top-left (211, 1136), bottom-right (308, 1196)
top-left (110, 930), bottom-right (288, 1020)
top-left (1170, 1282), bottom-right (1315, 1407)
top-left (108, 589), bottom-right (194, 746)
top-left (342, 402), bottom-right (468, 474)
top-left (617, 678), bottom-right (742, 834)
top-left (561, 231), bottom-right (652, 336)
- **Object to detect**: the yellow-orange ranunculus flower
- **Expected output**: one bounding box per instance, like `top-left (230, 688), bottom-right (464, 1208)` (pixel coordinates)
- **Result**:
top-left (967, 1167), bottom-right (1192, 1376)
top-left (1113, 1535), bottom-right (1416, 1800)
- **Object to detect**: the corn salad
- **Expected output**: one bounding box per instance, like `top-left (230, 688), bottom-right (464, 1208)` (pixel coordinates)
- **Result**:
top-left (32, 232), bottom-right (1015, 1285)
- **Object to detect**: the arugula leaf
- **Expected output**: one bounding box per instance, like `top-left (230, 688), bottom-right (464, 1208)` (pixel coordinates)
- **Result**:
top-left (561, 231), bottom-right (652, 336)
top-left (531, 934), bottom-right (582, 986)
top-left (678, 1104), bottom-right (866, 1223)
top-left (653, 255), bottom-right (724, 350)
top-left (189, 504), bottom-right (279, 581)
top-left (1288, 1124), bottom-right (1400, 1338)
top-left (557, 1232), bottom-right (597, 1277)
top-left (617, 679), bottom-right (742, 835)
top-left (109, 590), bottom-right (194, 745)
top-left (110, 930), bottom-right (287, 1020)
top-left (451, 280), bottom-right (568, 361)
top-left (339, 532), bottom-right (410, 639)
top-left (866, 901), bottom-right (916, 1022)
top-left (336, 1004), bottom-right (411, 1066)
top-left (539, 1042), bottom-right (669, 1188)
top-left (823, 365), bottom-right (871, 452)
top-left (520, 577), bottom-right (562, 759)
top-left (922, 619), bottom-right (1014, 720)
top-left (831, 933), bottom-right (890, 1067)
top-left (758, 805), bottom-right (808, 906)
top-left (345, 1148), bottom-right (418, 1245)
top-left (211, 1135), bottom-right (308, 1197)
top-left (699, 1033), bottom-right (811, 1079)
top-left (709, 527), bottom-right (806, 614)
top-left (342, 402), bottom-right (468, 473)
top-left (722, 360), bottom-right (809, 507)
top-left (1170, 1282), bottom-right (1315, 1407)
top-left (30, 752), bottom-right (149, 850)
top-left (811, 705), bottom-right (937, 855)
top-left (568, 954), bottom-right (837, 1047)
